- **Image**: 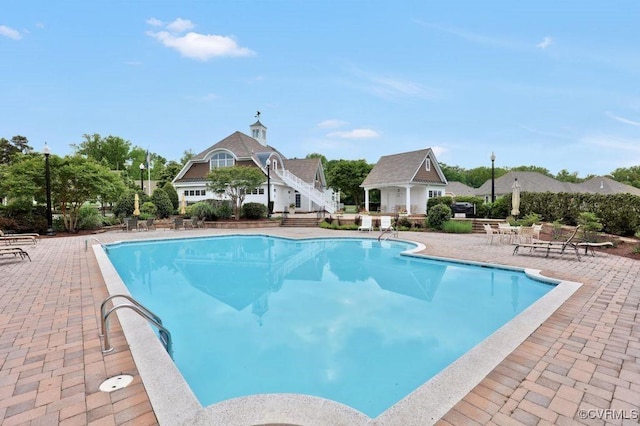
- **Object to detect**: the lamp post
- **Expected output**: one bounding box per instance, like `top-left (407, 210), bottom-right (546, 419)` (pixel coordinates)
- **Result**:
top-left (266, 163), bottom-right (271, 217)
top-left (139, 163), bottom-right (145, 191)
top-left (43, 143), bottom-right (55, 235)
top-left (490, 151), bottom-right (496, 203)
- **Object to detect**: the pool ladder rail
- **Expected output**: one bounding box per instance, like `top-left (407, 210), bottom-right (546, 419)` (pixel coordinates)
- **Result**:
top-left (99, 294), bottom-right (172, 357)
top-left (378, 228), bottom-right (398, 241)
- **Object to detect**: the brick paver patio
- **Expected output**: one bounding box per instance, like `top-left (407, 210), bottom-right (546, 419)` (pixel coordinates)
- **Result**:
top-left (0, 227), bottom-right (638, 425)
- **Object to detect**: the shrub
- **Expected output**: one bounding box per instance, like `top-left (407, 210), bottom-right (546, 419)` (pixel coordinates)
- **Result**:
top-left (426, 204), bottom-right (452, 230)
top-left (518, 213), bottom-right (541, 227)
top-left (190, 202), bottom-right (216, 220)
top-left (140, 202), bottom-right (157, 217)
top-left (162, 182), bottom-right (179, 210)
top-left (78, 205), bottom-right (103, 230)
top-left (397, 216), bottom-right (412, 228)
top-left (577, 211), bottom-right (603, 242)
top-left (113, 191), bottom-right (136, 218)
top-left (215, 202), bottom-right (233, 220)
top-left (242, 202), bottom-right (267, 219)
top-left (442, 220), bottom-right (473, 233)
top-left (151, 188), bottom-right (173, 219)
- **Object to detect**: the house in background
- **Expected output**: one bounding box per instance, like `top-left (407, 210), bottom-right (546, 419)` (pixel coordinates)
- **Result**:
top-left (361, 148), bottom-right (448, 215)
top-left (473, 171), bottom-right (640, 201)
top-left (172, 119), bottom-right (338, 214)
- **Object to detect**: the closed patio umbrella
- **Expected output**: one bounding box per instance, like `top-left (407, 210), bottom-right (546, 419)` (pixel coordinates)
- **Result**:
top-left (180, 194), bottom-right (186, 215)
top-left (511, 178), bottom-right (521, 217)
top-left (133, 193), bottom-right (140, 216)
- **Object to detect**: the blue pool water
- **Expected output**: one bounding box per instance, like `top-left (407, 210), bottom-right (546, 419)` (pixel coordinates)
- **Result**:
top-left (106, 235), bottom-right (554, 417)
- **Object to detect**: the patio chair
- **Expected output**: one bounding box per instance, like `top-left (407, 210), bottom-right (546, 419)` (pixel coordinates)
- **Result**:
top-left (124, 217), bottom-right (138, 231)
top-left (513, 225), bottom-right (581, 260)
top-left (172, 217), bottom-right (185, 230)
top-left (532, 224), bottom-right (543, 240)
top-left (0, 247), bottom-right (31, 261)
top-left (482, 224), bottom-right (498, 244)
top-left (516, 226), bottom-right (535, 244)
top-left (380, 216), bottom-right (394, 231)
top-left (358, 216), bottom-right (373, 232)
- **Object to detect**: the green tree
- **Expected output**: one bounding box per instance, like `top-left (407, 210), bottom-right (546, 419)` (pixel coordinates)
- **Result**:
top-left (162, 182), bottom-right (179, 210)
top-left (440, 163), bottom-right (468, 185)
top-left (555, 169), bottom-right (582, 183)
top-left (53, 156), bottom-right (124, 232)
top-left (207, 166), bottom-right (265, 220)
top-left (75, 134), bottom-right (131, 170)
top-left (510, 165), bottom-right (553, 177)
top-left (181, 149), bottom-right (195, 165)
top-left (158, 161), bottom-right (183, 187)
top-left (306, 153), bottom-right (328, 169)
top-left (151, 188), bottom-right (173, 218)
top-left (0, 135), bottom-right (32, 165)
top-left (610, 165), bottom-right (640, 189)
top-left (325, 159), bottom-right (372, 207)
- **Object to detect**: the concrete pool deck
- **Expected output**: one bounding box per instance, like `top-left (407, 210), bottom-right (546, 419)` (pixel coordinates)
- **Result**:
top-left (0, 227), bottom-right (638, 425)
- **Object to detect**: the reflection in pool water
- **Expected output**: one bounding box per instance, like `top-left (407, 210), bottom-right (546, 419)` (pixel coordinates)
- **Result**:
top-left (106, 236), bottom-right (553, 417)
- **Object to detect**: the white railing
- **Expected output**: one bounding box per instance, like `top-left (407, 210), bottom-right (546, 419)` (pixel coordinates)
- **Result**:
top-left (275, 169), bottom-right (337, 213)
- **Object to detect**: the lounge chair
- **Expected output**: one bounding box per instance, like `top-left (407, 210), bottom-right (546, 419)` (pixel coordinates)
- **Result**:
top-left (516, 226), bottom-right (535, 244)
top-left (358, 216), bottom-right (373, 232)
top-left (0, 247), bottom-right (31, 261)
top-left (576, 241), bottom-right (613, 256)
top-left (380, 216), bottom-right (394, 231)
top-left (482, 224), bottom-right (498, 244)
top-left (513, 225), bottom-right (581, 260)
top-left (0, 230), bottom-right (38, 245)
top-left (532, 224), bottom-right (543, 240)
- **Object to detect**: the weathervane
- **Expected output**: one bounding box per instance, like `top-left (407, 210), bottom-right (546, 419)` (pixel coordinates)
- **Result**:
top-left (255, 111), bottom-right (261, 119)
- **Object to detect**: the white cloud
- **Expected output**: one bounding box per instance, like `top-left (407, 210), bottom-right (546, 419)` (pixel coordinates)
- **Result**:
top-left (166, 18), bottom-right (195, 34)
top-left (430, 146), bottom-right (447, 158)
top-left (536, 36), bottom-right (553, 49)
top-left (147, 30), bottom-right (255, 60)
top-left (0, 25), bottom-right (22, 40)
top-left (317, 119), bottom-right (348, 129)
top-left (327, 129), bottom-right (380, 139)
top-left (605, 111), bottom-right (640, 127)
top-left (146, 17), bottom-right (163, 27)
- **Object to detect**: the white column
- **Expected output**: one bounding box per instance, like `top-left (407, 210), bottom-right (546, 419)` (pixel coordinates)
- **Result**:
top-left (364, 189), bottom-right (370, 212)
top-left (405, 186), bottom-right (411, 214)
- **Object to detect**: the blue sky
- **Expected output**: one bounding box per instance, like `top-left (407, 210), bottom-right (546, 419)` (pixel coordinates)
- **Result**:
top-left (2, 1), bottom-right (639, 177)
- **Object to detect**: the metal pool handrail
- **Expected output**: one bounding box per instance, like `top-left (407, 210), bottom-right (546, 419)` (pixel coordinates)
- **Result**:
top-left (100, 294), bottom-right (172, 356)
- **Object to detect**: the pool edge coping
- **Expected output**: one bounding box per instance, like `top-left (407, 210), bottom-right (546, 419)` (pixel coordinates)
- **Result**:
top-left (93, 236), bottom-right (582, 426)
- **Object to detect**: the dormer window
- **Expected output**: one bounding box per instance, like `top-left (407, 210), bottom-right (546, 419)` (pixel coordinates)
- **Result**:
top-left (425, 158), bottom-right (431, 171)
top-left (272, 159), bottom-right (277, 170)
top-left (210, 152), bottom-right (235, 169)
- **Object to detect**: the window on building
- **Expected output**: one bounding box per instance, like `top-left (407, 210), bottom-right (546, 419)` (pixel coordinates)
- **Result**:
top-left (259, 188), bottom-right (264, 195)
top-left (272, 159), bottom-right (277, 170)
top-left (184, 190), bottom-right (188, 196)
top-left (189, 190), bottom-right (195, 196)
top-left (425, 158), bottom-right (431, 171)
top-left (210, 152), bottom-right (235, 169)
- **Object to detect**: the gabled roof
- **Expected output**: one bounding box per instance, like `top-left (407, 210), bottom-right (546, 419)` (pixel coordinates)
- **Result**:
top-left (192, 131), bottom-right (277, 160)
top-left (445, 181), bottom-right (476, 197)
top-left (361, 148), bottom-right (447, 188)
top-left (284, 158), bottom-right (323, 184)
top-left (475, 171), bottom-right (573, 195)
top-left (474, 171), bottom-right (640, 196)
top-left (579, 176), bottom-right (640, 196)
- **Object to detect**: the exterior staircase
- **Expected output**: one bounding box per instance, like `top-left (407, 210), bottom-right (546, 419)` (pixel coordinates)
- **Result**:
top-left (274, 169), bottom-right (337, 214)
top-left (281, 216), bottom-right (322, 227)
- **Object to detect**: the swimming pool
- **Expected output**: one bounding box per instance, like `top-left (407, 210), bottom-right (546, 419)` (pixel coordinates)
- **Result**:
top-left (105, 235), bottom-right (555, 418)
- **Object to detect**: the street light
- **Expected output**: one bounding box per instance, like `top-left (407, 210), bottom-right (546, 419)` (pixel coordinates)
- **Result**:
top-left (490, 151), bottom-right (496, 203)
top-left (266, 163), bottom-right (271, 218)
top-left (139, 163), bottom-right (145, 191)
top-left (43, 143), bottom-right (55, 236)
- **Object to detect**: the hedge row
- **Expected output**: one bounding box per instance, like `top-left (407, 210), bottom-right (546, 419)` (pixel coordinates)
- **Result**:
top-left (429, 193), bottom-right (640, 236)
